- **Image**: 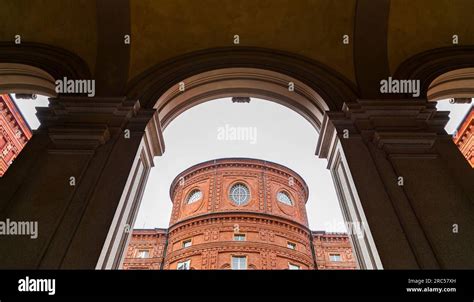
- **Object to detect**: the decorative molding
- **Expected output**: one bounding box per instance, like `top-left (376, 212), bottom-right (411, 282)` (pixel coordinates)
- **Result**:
top-left (0, 42), bottom-right (92, 81)
top-left (169, 158), bottom-right (309, 201)
top-left (427, 68), bottom-right (474, 101)
top-left (126, 47), bottom-right (358, 113)
top-left (318, 99), bottom-right (450, 157)
top-left (0, 63), bottom-right (57, 97)
top-left (393, 46), bottom-right (474, 99)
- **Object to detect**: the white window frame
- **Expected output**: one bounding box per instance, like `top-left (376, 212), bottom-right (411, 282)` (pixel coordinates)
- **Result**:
top-left (136, 249), bottom-right (149, 259)
top-left (231, 256), bottom-right (247, 270)
top-left (186, 189), bottom-right (202, 204)
top-left (277, 191), bottom-right (293, 205)
top-left (288, 263), bottom-right (300, 270)
top-left (234, 234), bottom-right (246, 241)
top-left (177, 260), bottom-right (191, 270)
top-left (329, 253), bottom-right (342, 262)
top-left (182, 239), bottom-right (192, 248)
top-left (229, 183), bottom-right (250, 205)
top-left (287, 242), bottom-right (296, 250)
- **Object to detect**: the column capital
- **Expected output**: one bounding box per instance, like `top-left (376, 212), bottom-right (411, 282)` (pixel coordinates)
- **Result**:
top-left (36, 96), bottom-right (159, 150)
top-left (317, 99), bottom-right (451, 158)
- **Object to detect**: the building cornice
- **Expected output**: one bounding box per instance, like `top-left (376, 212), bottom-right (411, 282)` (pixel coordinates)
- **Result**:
top-left (168, 211), bottom-right (312, 235)
top-left (169, 158), bottom-right (309, 201)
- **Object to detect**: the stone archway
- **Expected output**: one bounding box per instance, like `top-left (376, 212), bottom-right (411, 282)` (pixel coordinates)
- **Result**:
top-left (106, 47), bottom-right (474, 270)
top-left (0, 63), bottom-right (57, 97)
top-left (0, 46), bottom-right (473, 270)
top-left (394, 46), bottom-right (474, 99)
top-left (427, 67), bottom-right (474, 102)
top-left (154, 67), bottom-right (328, 131)
top-left (98, 63), bottom-right (383, 270)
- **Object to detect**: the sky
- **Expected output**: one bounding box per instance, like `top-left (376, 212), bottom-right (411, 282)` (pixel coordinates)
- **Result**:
top-left (11, 95), bottom-right (473, 232)
top-left (13, 96), bottom-right (49, 130)
top-left (434, 101), bottom-right (472, 134)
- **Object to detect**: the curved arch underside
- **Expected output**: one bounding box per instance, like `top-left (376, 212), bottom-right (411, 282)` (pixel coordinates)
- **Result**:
top-left (0, 63), bottom-right (57, 97)
top-left (155, 68), bottom-right (329, 131)
top-left (126, 47), bottom-right (359, 112)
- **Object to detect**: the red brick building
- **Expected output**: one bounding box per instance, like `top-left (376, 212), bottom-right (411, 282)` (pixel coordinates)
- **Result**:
top-left (122, 228), bottom-right (168, 270)
top-left (123, 158), bottom-right (357, 270)
top-left (0, 94), bottom-right (32, 177)
top-left (453, 106), bottom-right (474, 167)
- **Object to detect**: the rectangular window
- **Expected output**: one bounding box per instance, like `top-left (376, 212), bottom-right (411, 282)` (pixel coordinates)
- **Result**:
top-left (182, 239), bottom-right (192, 248)
top-left (287, 242), bottom-right (296, 250)
top-left (234, 234), bottom-right (246, 241)
top-left (288, 263), bottom-right (300, 270)
top-left (329, 254), bottom-right (342, 262)
top-left (231, 256), bottom-right (247, 270)
top-left (177, 260), bottom-right (191, 270)
top-left (137, 250), bottom-right (149, 259)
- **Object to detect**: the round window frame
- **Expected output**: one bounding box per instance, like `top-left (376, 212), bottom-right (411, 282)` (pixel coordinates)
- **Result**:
top-left (228, 182), bottom-right (251, 206)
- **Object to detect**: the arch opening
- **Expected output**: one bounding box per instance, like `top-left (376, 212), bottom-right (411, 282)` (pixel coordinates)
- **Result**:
top-left (108, 66), bottom-right (382, 270)
top-left (154, 68), bottom-right (330, 132)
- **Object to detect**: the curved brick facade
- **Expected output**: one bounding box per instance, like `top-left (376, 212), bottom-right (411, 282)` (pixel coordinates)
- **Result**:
top-left (123, 158), bottom-right (357, 270)
top-left (165, 158), bottom-right (313, 270)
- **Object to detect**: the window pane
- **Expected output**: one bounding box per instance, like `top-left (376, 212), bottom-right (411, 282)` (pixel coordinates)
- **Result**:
top-left (177, 260), bottom-right (190, 270)
top-left (229, 183), bottom-right (250, 205)
top-left (187, 189), bottom-right (202, 204)
top-left (277, 191), bottom-right (293, 205)
top-left (137, 250), bottom-right (149, 258)
top-left (234, 234), bottom-right (245, 241)
top-left (232, 256), bottom-right (247, 270)
top-left (289, 263), bottom-right (300, 270)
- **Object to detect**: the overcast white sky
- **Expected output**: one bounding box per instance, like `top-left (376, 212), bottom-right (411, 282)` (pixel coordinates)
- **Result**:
top-left (12, 95), bottom-right (472, 232)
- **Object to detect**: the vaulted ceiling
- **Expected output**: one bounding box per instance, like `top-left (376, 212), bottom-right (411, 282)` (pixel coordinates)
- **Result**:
top-left (0, 0), bottom-right (473, 96)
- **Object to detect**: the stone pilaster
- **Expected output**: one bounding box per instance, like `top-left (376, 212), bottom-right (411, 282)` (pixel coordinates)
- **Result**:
top-left (0, 96), bottom-right (163, 269)
top-left (317, 99), bottom-right (474, 269)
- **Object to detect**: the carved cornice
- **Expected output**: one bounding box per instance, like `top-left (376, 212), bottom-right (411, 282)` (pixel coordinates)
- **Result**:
top-left (35, 96), bottom-right (157, 149)
top-left (126, 47), bottom-right (358, 112)
top-left (317, 99), bottom-right (451, 158)
top-left (169, 222), bottom-right (310, 249)
top-left (169, 158), bottom-right (308, 201)
top-left (168, 212), bottom-right (311, 236)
